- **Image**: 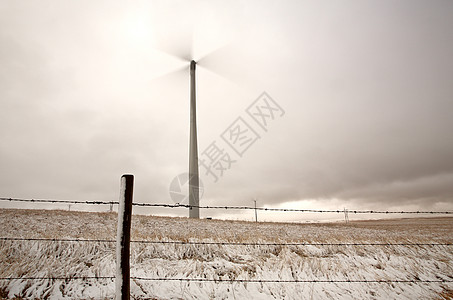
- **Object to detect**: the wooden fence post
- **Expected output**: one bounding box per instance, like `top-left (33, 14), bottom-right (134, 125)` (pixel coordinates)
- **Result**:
top-left (116, 174), bottom-right (134, 300)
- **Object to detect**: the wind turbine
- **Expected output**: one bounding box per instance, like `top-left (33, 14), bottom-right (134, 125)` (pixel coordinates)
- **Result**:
top-left (161, 55), bottom-right (205, 219)
top-left (155, 29), bottom-right (236, 219)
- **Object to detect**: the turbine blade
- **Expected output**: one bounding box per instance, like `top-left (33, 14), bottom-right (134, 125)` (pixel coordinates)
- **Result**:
top-left (155, 38), bottom-right (193, 63)
top-left (195, 44), bottom-right (241, 84)
top-left (196, 43), bottom-right (231, 68)
top-left (150, 64), bottom-right (189, 85)
top-left (153, 19), bottom-right (194, 63)
top-left (197, 43), bottom-right (268, 89)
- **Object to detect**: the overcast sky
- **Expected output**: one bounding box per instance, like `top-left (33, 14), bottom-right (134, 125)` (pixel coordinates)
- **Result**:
top-left (1, 0), bottom-right (452, 220)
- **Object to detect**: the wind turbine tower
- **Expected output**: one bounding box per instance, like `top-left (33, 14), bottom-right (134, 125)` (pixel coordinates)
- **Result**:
top-left (188, 60), bottom-right (200, 218)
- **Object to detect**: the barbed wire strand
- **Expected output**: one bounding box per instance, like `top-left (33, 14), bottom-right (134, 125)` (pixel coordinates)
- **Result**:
top-left (132, 203), bottom-right (453, 214)
top-left (0, 197), bottom-right (117, 205)
top-left (0, 276), bottom-right (114, 280)
top-left (0, 237), bottom-right (115, 243)
top-left (133, 241), bottom-right (453, 247)
top-left (1, 197), bottom-right (452, 214)
top-left (1, 237), bottom-right (451, 247)
top-left (131, 277), bottom-right (453, 283)
top-left (0, 276), bottom-right (450, 283)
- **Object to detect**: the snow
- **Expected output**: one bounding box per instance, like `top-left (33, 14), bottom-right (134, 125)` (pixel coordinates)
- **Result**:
top-left (0, 209), bottom-right (452, 299)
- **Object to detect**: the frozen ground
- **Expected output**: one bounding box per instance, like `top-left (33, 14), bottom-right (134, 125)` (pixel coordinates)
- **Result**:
top-left (0, 209), bottom-right (452, 299)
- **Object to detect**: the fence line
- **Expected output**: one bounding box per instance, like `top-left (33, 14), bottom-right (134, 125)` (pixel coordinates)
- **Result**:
top-left (1, 191), bottom-right (453, 296)
top-left (133, 203), bottom-right (453, 214)
top-left (0, 237), bottom-right (115, 243)
top-left (0, 276), bottom-right (115, 281)
top-left (0, 277), bottom-right (451, 284)
top-left (1, 197), bottom-right (452, 215)
top-left (0, 197), bottom-right (117, 206)
top-left (1, 237), bottom-right (451, 247)
top-left (130, 278), bottom-right (453, 284)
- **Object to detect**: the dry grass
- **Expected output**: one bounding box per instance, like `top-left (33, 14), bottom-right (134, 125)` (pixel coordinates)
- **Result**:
top-left (2, 208), bottom-right (452, 243)
top-left (0, 209), bottom-right (452, 299)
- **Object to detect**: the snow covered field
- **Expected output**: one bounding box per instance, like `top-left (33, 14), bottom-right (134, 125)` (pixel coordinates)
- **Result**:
top-left (0, 209), bottom-right (452, 299)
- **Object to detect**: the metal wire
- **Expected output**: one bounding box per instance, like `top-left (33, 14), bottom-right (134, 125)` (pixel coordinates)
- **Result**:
top-left (133, 241), bottom-right (453, 247)
top-left (132, 202), bottom-right (453, 214)
top-left (2, 197), bottom-right (452, 214)
top-left (0, 237), bottom-right (115, 243)
top-left (0, 197), bottom-right (117, 205)
top-left (0, 276), bottom-right (114, 280)
top-left (131, 277), bottom-right (453, 283)
top-left (0, 276), bottom-right (450, 284)
top-left (1, 237), bottom-right (451, 247)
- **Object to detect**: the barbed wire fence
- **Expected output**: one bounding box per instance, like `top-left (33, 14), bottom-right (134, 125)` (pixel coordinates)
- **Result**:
top-left (1, 237), bottom-right (452, 247)
top-left (0, 276), bottom-right (450, 284)
top-left (1, 179), bottom-right (453, 298)
top-left (2, 197), bottom-right (452, 214)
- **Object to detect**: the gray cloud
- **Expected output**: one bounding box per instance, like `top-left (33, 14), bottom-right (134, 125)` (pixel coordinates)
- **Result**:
top-left (1, 0), bottom-right (452, 219)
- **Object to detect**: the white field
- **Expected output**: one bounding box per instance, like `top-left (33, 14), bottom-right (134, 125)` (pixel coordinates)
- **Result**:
top-left (0, 209), bottom-right (452, 299)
